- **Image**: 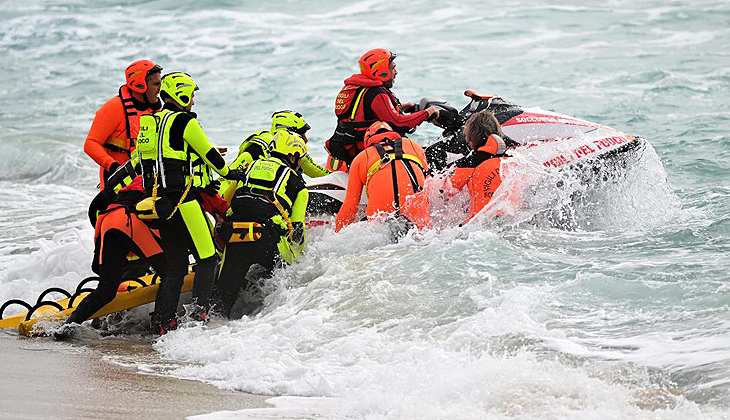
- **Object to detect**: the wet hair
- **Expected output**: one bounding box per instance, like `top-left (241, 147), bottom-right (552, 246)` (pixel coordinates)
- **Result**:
top-left (463, 110), bottom-right (504, 150)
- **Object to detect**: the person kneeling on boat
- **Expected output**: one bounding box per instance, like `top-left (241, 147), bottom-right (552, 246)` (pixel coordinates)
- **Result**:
top-left (446, 110), bottom-right (509, 221)
top-left (136, 72), bottom-right (247, 334)
top-left (219, 110), bottom-right (330, 198)
top-left (214, 130), bottom-right (309, 319)
top-left (54, 176), bottom-right (166, 340)
top-left (334, 121), bottom-right (430, 236)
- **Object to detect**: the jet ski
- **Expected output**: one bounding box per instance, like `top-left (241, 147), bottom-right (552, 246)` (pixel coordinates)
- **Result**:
top-left (307, 90), bottom-right (646, 220)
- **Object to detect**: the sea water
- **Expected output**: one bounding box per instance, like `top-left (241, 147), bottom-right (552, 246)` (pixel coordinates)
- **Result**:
top-left (1, 1), bottom-right (729, 419)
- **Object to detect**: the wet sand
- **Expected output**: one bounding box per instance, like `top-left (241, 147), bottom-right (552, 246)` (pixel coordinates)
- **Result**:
top-left (0, 333), bottom-right (269, 420)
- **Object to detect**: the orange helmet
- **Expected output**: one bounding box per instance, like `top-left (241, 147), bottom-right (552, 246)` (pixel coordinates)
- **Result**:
top-left (359, 49), bottom-right (396, 82)
top-left (125, 60), bottom-right (163, 93)
top-left (483, 134), bottom-right (507, 155)
top-left (363, 121), bottom-right (394, 148)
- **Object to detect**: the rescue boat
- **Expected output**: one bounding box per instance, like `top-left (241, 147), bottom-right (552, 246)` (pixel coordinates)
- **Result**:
top-left (306, 90), bottom-right (646, 219)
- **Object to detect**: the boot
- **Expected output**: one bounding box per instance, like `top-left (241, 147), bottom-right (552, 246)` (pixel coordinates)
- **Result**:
top-left (150, 311), bottom-right (178, 335)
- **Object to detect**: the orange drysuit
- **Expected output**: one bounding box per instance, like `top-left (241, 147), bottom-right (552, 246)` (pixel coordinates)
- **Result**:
top-left (447, 142), bottom-right (505, 220)
top-left (84, 85), bottom-right (159, 187)
top-left (335, 132), bottom-right (430, 231)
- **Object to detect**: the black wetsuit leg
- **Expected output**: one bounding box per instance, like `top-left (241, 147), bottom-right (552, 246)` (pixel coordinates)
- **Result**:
top-left (192, 255), bottom-right (217, 310)
top-left (67, 230), bottom-right (156, 324)
top-left (154, 210), bottom-right (194, 324)
top-left (214, 227), bottom-right (279, 318)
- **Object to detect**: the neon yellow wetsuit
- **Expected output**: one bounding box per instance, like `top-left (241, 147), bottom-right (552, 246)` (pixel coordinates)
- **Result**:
top-left (219, 129), bottom-right (330, 197)
top-left (137, 102), bottom-right (232, 327)
top-left (214, 154), bottom-right (309, 318)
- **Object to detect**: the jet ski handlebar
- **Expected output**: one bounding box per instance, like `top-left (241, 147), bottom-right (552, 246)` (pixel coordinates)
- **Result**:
top-left (414, 97), bottom-right (462, 132)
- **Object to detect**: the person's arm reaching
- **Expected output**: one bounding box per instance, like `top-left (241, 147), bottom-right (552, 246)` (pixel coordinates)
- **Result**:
top-left (335, 153), bottom-right (367, 232)
top-left (182, 118), bottom-right (229, 177)
top-left (370, 93), bottom-right (430, 132)
top-left (301, 153), bottom-right (331, 178)
top-left (289, 186), bottom-right (309, 246)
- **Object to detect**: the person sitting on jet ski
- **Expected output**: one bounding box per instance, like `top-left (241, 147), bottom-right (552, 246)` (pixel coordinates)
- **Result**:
top-left (326, 49), bottom-right (441, 170)
top-left (446, 110), bottom-right (510, 221)
top-left (219, 110), bottom-right (330, 201)
top-left (54, 176), bottom-right (166, 340)
top-left (335, 121), bottom-right (430, 236)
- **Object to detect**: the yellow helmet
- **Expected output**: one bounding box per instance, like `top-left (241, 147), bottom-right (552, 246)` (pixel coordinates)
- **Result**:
top-left (161, 72), bottom-right (198, 107)
top-left (271, 110), bottom-right (311, 136)
top-left (270, 130), bottom-right (308, 160)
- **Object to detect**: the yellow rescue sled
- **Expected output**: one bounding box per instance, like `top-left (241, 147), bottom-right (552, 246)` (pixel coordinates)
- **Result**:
top-left (0, 272), bottom-right (194, 337)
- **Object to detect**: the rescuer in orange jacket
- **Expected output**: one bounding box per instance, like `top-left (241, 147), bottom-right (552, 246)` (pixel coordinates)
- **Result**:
top-left (84, 60), bottom-right (163, 188)
top-left (326, 49), bottom-right (440, 170)
top-left (446, 110), bottom-right (510, 221)
top-left (335, 121), bottom-right (430, 234)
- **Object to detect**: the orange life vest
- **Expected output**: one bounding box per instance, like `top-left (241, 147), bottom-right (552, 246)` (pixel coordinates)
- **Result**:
top-left (335, 132), bottom-right (431, 231)
top-left (449, 143), bottom-right (506, 220)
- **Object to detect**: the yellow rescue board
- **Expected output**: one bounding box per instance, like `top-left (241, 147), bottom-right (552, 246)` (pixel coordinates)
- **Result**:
top-left (0, 276), bottom-right (160, 330)
top-left (6, 272), bottom-right (194, 336)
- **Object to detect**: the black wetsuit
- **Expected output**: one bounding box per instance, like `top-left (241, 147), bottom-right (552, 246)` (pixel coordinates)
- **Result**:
top-left (213, 216), bottom-right (280, 319)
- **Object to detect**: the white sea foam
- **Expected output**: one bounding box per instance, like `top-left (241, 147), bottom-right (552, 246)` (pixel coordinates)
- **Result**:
top-left (0, 0), bottom-right (728, 418)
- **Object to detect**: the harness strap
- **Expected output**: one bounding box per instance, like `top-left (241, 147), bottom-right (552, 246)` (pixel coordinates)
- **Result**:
top-left (349, 87), bottom-right (368, 120)
top-left (118, 86), bottom-right (139, 148)
top-left (364, 138), bottom-right (425, 198)
top-left (265, 195), bottom-right (294, 239)
top-left (390, 154), bottom-right (400, 212)
top-left (103, 141), bottom-right (130, 153)
top-left (229, 222), bottom-right (264, 243)
top-left (234, 187), bottom-right (294, 239)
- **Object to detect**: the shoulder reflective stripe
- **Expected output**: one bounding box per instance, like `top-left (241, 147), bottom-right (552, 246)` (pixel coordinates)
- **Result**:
top-left (350, 88), bottom-right (368, 120)
top-left (157, 111), bottom-right (175, 188)
top-left (273, 166), bottom-right (289, 195)
top-left (401, 160), bottom-right (421, 193)
top-left (250, 136), bottom-right (270, 150)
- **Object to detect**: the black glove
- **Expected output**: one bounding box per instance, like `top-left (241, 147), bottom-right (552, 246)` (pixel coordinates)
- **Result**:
top-left (225, 168), bottom-right (248, 181)
top-left (202, 179), bottom-right (221, 196)
top-left (108, 162), bottom-right (121, 174)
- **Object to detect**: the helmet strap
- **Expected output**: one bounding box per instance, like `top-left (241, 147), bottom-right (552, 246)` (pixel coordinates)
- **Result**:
top-left (271, 151), bottom-right (300, 169)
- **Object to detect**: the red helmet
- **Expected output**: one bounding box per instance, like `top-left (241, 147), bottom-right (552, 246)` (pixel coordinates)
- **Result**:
top-left (359, 49), bottom-right (396, 82)
top-left (125, 60), bottom-right (163, 93)
top-left (363, 121), bottom-right (395, 148)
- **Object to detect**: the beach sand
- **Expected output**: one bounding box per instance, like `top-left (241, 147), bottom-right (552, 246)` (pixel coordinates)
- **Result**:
top-left (0, 332), bottom-right (268, 420)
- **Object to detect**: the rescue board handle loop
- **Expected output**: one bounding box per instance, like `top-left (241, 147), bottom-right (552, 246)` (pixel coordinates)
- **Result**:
top-left (35, 287), bottom-right (72, 305)
top-left (68, 288), bottom-right (97, 309)
top-left (74, 277), bottom-right (100, 294)
top-left (118, 278), bottom-right (149, 292)
top-left (0, 299), bottom-right (33, 320)
top-left (24, 301), bottom-right (65, 321)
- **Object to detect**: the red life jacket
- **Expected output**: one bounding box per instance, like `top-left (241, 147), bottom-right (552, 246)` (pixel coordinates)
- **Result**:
top-left (327, 74), bottom-right (403, 163)
top-left (103, 85), bottom-right (152, 154)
